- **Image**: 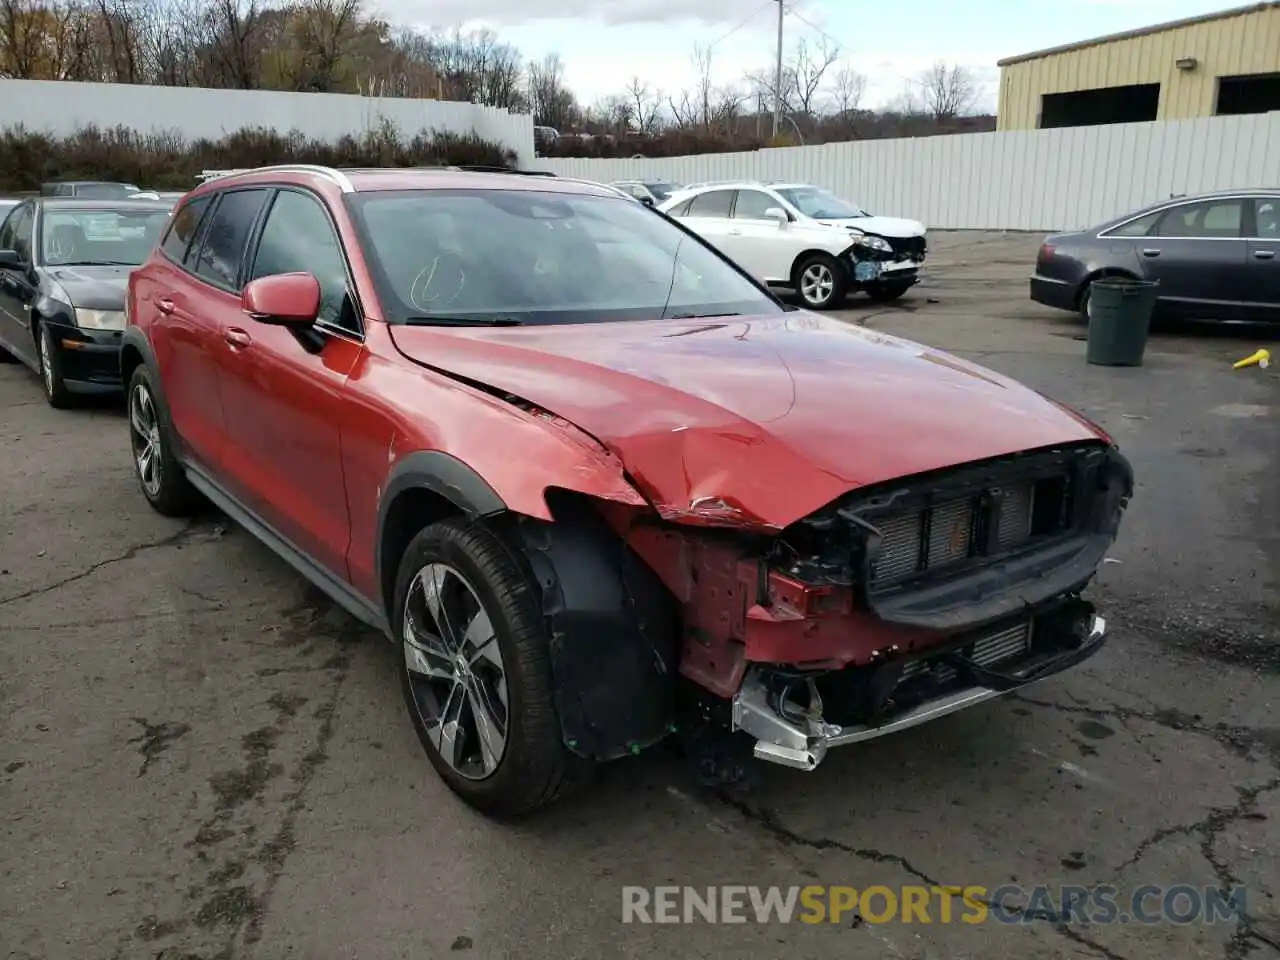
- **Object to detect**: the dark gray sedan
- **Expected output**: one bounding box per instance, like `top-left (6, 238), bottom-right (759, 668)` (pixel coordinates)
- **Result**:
top-left (1030, 188), bottom-right (1280, 324)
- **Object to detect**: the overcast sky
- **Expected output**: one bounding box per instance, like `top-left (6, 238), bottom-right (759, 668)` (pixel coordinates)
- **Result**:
top-left (369, 0), bottom-right (1239, 112)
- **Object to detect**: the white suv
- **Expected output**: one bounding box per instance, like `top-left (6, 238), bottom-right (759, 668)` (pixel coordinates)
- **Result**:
top-left (657, 181), bottom-right (927, 310)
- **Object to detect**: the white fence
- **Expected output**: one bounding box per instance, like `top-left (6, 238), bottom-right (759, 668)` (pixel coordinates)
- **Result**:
top-left (0, 80), bottom-right (536, 166)
top-left (538, 112), bottom-right (1280, 232)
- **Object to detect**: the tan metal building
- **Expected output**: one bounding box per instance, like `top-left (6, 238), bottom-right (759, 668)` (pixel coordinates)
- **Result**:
top-left (996, 2), bottom-right (1280, 130)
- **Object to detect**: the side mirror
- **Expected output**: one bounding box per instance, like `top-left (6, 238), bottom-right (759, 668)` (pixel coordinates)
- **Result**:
top-left (242, 272), bottom-right (321, 326)
top-left (0, 249), bottom-right (20, 268)
top-left (764, 207), bottom-right (789, 227)
top-left (639, 196), bottom-right (654, 207)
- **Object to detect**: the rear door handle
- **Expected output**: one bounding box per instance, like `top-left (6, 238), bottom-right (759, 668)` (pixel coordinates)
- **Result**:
top-left (1254, 249), bottom-right (1276, 260)
top-left (1141, 249), bottom-right (1161, 258)
top-left (157, 297), bottom-right (175, 314)
top-left (728, 228), bottom-right (742, 235)
top-left (224, 328), bottom-right (252, 349)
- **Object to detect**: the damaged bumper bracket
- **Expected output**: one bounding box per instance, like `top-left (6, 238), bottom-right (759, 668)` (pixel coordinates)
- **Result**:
top-left (731, 614), bottom-right (1107, 771)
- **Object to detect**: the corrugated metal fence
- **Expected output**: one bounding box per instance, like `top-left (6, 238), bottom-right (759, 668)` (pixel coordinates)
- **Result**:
top-left (0, 79), bottom-right (536, 166)
top-left (539, 112), bottom-right (1280, 232)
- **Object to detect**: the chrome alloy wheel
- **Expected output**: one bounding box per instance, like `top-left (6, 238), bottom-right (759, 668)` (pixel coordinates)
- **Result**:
top-left (39, 326), bottom-right (54, 396)
top-left (402, 563), bottom-right (509, 780)
top-left (800, 261), bottom-right (835, 305)
top-left (128, 382), bottom-right (163, 497)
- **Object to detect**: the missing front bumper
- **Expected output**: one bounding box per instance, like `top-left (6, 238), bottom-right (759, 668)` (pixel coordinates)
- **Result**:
top-left (730, 613), bottom-right (1107, 771)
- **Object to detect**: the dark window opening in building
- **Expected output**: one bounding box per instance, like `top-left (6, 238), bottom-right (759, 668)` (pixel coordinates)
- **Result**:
top-left (1216, 73), bottom-right (1280, 116)
top-left (1039, 83), bottom-right (1160, 128)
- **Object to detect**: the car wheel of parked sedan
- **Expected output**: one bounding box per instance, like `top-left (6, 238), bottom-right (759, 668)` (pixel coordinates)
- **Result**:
top-left (127, 365), bottom-right (202, 516)
top-left (35, 323), bottom-right (72, 408)
top-left (794, 253), bottom-right (848, 310)
top-left (394, 518), bottom-right (590, 818)
top-left (865, 281), bottom-right (913, 303)
top-left (1076, 282), bottom-right (1093, 324)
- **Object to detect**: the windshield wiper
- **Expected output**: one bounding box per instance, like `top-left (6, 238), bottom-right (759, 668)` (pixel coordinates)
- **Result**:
top-left (665, 311), bottom-right (742, 320)
top-left (56, 259), bottom-right (139, 266)
top-left (403, 315), bottom-right (524, 327)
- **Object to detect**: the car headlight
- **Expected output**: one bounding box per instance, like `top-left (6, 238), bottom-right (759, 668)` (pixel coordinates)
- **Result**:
top-left (854, 234), bottom-right (893, 253)
top-left (75, 308), bottom-right (126, 331)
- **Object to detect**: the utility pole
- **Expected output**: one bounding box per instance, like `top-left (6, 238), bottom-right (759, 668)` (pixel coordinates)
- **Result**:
top-left (771, 0), bottom-right (784, 139)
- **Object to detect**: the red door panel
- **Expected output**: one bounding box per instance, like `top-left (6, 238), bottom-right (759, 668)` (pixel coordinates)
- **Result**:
top-left (214, 321), bottom-right (362, 580)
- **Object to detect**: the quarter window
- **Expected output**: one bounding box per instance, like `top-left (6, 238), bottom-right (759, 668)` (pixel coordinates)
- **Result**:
top-left (685, 190), bottom-right (734, 218)
top-left (1153, 199), bottom-right (1243, 239)
top-left (192, 188), bottom-right (270, 289)
top-left (1108, 211), bottom-right (1161, 237)
top-left (249, 189), bottom-right (356, 333)
top-left (160, 195), bottom-right (212, 265)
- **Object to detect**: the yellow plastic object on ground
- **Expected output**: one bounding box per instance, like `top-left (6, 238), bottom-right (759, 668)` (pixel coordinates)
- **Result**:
top-left (1233, 349), bottom-right (1271, 370)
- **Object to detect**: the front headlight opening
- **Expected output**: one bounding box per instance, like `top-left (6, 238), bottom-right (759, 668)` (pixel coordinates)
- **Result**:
top-left (75, 308), bottom-right (126, 331)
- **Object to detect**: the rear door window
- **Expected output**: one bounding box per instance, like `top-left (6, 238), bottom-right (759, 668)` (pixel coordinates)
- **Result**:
top-left (686, 190), bottom-right (734, 218)
top-left (191, 189), bottom-right (270, 290)
top-left (1153, 199), bottom-right (1244, 238)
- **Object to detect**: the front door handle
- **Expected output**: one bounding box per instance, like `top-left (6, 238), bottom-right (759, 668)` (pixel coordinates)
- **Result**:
top-left (1141, 249), bottom-right (1161, 258)
top-left (727, 229), bottom-right (742, 235)
top-left (224, 328), bottom-right (252, 349)
top-left (1254, 249), bottom-right (1276, 260)
top-left (156, 297), bottom-right (175, 314)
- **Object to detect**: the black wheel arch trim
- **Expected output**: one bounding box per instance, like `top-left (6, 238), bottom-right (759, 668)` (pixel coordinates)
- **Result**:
top-left (374, 450), bottom-right (509, 617)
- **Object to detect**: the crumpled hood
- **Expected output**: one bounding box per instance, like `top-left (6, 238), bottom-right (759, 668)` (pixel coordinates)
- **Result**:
top-left (388, 313), bottom-right (1103, 529)
top-left (813, 215), bottom-right (926, 239)
top-left (44, 265), bottom-right (131, 310)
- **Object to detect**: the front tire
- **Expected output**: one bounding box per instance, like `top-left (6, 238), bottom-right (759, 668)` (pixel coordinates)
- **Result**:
top-left (35, 323), bottom-right (72, 408)
top-left (127, 365), bottom-right (201, 516)
top-left (793, 253), bottom-right (848, 310)
top-left (394, 518), bottom-right (590, 818)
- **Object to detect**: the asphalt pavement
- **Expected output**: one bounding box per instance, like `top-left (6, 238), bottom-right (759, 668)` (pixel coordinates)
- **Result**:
top-left (2, 232), bottom-right (1278, 960)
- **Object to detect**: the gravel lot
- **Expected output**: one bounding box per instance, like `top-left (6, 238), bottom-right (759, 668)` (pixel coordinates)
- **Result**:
top-left (2, 231), bottom-right (1278, 960)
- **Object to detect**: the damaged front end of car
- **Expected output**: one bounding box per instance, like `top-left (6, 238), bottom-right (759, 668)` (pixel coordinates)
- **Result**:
top-left (611, 439), bottom-right (1133, 772)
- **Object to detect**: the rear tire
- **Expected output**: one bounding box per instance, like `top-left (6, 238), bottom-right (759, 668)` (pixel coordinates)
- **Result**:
top-left (793, 253), bottom-right (848, 310)
top-left (394, 518), bottom-right (592, 818)
top-left (127, 365), bottom-right (202, 516)
top-left (1076, 282), bottom-right (1093, 324)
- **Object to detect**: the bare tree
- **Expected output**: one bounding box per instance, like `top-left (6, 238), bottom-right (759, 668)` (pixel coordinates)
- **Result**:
top-left (624, 75), bottom-right (663, 134)
top-left (286, 0), bottom-right (360, 92)
top-left (202, 0), bottom-right (262, 88)
top-left (527, 52), bottom-right (576, 129)
top-left (830, 64), bottom-right (866, 116)
top-left (786, 36), bottom-right (839, 118)
top-left (914, 60), bottom-right (978, 123)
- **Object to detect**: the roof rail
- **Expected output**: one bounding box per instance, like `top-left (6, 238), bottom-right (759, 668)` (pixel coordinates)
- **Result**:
top-left (684, 179), bottom-right (761, 190)
top-left (196, 165), bottom-right (354, 193)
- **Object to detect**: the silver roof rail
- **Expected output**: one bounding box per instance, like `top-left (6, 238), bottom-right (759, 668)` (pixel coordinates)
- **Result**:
top-left (683, 179), bottom-right (763, 190)
top-left (196, 165), bottom-right (354, 193)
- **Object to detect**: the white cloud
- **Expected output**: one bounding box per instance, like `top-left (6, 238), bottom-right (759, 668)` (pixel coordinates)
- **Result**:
top-left (371, 0), bottom-right (778, 29)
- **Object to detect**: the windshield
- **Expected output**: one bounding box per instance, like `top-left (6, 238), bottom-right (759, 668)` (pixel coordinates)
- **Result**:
top-left (74, 183), bottom-right (138, 199)
top-left (775, 186), bottom-right (868, 220)
top-left (41, 206), bottom-right (171, 266)
top-left (347, 189), bottom-right (783, 325)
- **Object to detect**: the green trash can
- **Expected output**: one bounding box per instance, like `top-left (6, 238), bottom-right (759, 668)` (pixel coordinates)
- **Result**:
top-left (1085, 278), bottom-right (1159, 367)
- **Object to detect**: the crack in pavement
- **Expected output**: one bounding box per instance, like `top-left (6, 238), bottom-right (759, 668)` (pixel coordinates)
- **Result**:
top-left (711, 791), bottom-right (1136, 960)
top-left (1011, 694), bottom-right (1280, 765)
top-left (1015, 693), bottom-right (1280, 960)
top-left (0, 521), bottom-right (204, 607)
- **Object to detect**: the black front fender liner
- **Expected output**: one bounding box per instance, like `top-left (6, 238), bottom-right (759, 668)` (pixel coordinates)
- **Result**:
top-left (514, 494), bottom-right (679, 763)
